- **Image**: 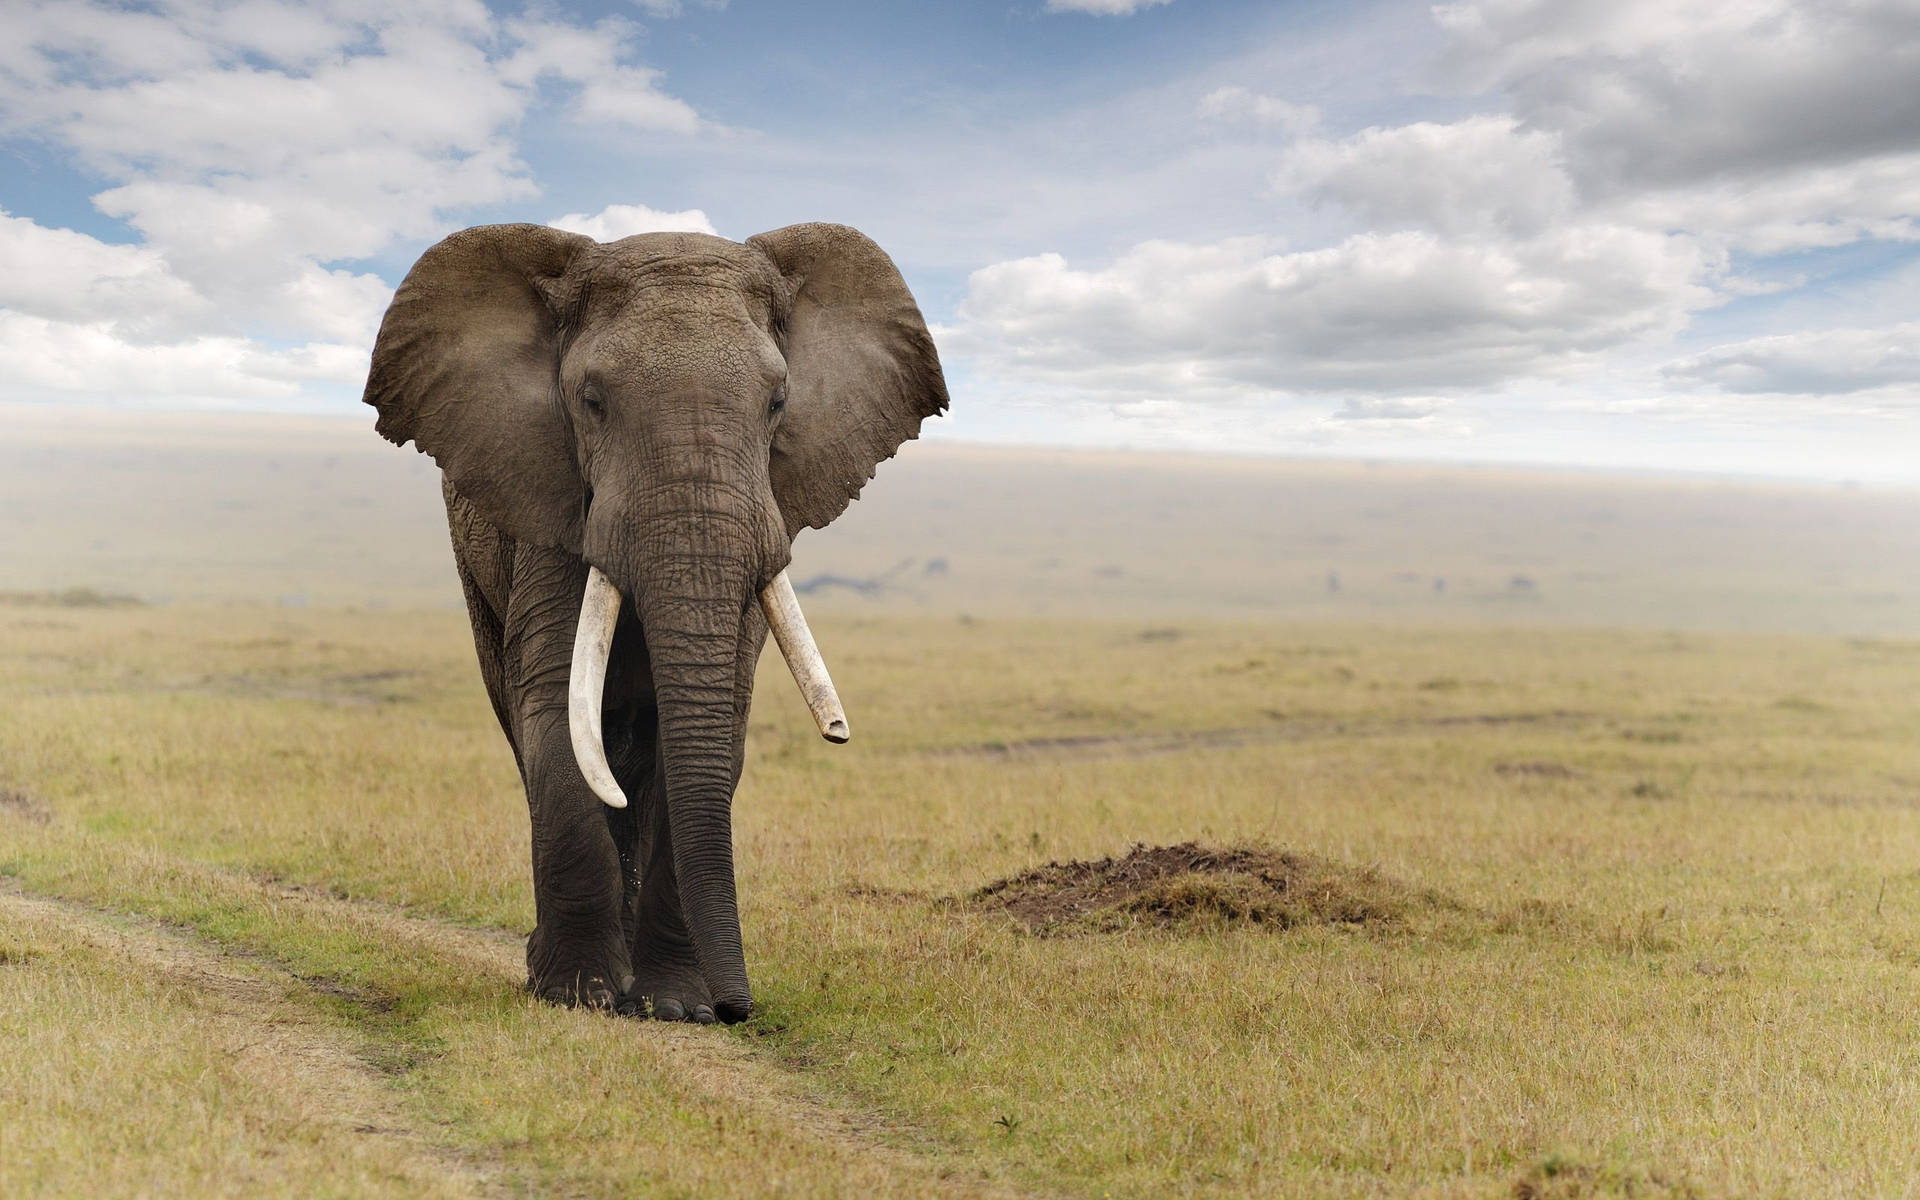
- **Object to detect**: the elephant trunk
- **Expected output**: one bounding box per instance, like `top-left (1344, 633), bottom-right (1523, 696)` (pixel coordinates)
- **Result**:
top-left (567, 484), bottom-right (839, 1024)
top-left (642, 577), bottom-right (754, 1021)
top-left (563, 552), bottom-right (750, 1017)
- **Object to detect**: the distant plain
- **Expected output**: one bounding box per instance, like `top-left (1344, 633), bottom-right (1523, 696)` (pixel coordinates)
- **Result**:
top-left (7, 405), bottom-right (1918, 633)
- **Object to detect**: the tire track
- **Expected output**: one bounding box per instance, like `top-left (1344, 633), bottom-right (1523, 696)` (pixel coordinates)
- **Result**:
top-left (5, 872), bottom-right (1039, 1200)
top-left (254, 878), bottom-right (1041, 1200)
top-left (0, 885), bottom-right (506, 1199)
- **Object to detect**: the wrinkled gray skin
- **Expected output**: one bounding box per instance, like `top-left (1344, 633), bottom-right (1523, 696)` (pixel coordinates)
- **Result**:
top-left (363, 223), bottom-right (947, 1023)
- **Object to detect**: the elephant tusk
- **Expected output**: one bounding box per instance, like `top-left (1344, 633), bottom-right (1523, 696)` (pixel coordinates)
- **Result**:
top-left (760, 571), bottom-right (850, 743)
top-left (568, 566), bottom-right (629, 809)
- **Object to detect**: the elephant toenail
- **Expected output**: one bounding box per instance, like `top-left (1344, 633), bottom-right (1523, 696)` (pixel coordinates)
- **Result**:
top-left (690, 1005), bottom-right (716, 1025)
top-left (653, 997), bottom-right (687, 1022)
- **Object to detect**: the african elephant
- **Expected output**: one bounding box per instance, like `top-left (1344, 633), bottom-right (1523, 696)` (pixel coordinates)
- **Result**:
top-left (363, 223), bottom-right (948, 1023)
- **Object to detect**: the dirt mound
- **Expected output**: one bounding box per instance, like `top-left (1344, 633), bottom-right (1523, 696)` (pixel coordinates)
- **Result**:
top-left (971, 842), bottom-right (1420, 935)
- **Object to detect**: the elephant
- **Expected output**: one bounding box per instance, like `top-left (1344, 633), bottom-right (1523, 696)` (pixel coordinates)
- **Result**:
top-left (362, 222), bottom-right (948, 1023)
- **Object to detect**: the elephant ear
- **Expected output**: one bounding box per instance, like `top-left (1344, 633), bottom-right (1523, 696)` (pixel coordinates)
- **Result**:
top-left (363, 223), bottom-right (593, 551)
top-left (747, 223), bottom-right (949, 536)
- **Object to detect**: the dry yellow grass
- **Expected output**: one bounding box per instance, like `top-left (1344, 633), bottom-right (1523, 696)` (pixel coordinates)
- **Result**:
top-left (0, 888), bottom-right (494, 1198)
top-left (4, 597), bottom-right (1919, 1197)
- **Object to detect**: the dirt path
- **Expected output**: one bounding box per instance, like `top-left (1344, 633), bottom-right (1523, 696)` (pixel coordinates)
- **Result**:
top-left (4, 874), bottom-right (1038, 1200)
top-left (254, 878), bottom-right (1040, 1200)
top-left (0, 885), bottom-right (505, 1198)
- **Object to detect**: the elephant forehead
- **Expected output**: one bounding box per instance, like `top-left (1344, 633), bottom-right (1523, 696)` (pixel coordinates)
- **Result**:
top-left (584, 262), bottom-right (781, 330)
top-left (599, 229), bottom-right (738, 259)
top-left (588, 236), bottom-right (782, 296)
top-left (569, 298), bottom-right (785, 385)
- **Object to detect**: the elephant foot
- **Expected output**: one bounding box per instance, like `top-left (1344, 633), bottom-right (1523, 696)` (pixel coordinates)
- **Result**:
top-left (624, 877), bottom-right (746, 1023)
top-left (622, 956), bottom-right (718, 1024)
top-left (532, 973), bottom-right (627, 1010)
top-left (527, 923), bottom-right (632, 1012)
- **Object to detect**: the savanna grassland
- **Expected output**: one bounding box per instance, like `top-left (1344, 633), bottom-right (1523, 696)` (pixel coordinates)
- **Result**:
top-left (7, 604), bottom-right (1920, 1197)
top-left (4, 411), bottom-right (1920, 1197)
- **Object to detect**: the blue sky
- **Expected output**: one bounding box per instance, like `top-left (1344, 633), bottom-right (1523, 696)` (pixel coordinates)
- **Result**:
top-left (2, 0), bottom-right (1916, 481)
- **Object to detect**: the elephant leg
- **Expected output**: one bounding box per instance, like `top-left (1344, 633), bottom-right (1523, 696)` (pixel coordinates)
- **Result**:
top-left (520, 712), bottom-right (633, 1009)
top-left (624, 749), bottom-right (718, 1024)
top-left (505, 550), bottom-right (633, 1010)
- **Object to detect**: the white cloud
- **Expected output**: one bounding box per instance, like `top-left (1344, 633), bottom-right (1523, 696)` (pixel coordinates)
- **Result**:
top-left (0, 311), bottom-right (364, 405)
top-left (944, 0), bottom-right (1918, 474)
top-left (574, 78), bottom-right (702, 133)
top-left (628, 0), bottom-right (730, 15)
top-left (1197, 86), bottom-right (1319, 136)
top-left (548, 204), bottom-right (721, 241)
top-left (1431, 0), bottom-right (1920, 262)
top-left (1, 0), bottom-right (1911, 481)
top-left (501, 17), bottom-right (701, 134)
top-left (1664, 324), bottom-right (1920, 398)
top-left (1277, 115), bottom-right (1572, 237)
top-left (1333, 396), bottom-right (1450, 420)
top-left (1046, 0), bottom-right (1173, 14)
top-left (1272, 106), bottom-right (1920, 259)
top-left (1614, 154), bottom-right (1920, 257)
top-left (1435, 0), bottom-right (1920, 186)
top-left (948, 225), bottom-right (1714, 400)
top-left (0, 1), bottom-right (705, 407)
top-left (0, 209), bottom-right (208, 339)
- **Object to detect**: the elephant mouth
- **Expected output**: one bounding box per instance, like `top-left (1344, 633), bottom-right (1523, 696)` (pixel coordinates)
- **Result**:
top-left (565, 565), bottom-right (847, 809)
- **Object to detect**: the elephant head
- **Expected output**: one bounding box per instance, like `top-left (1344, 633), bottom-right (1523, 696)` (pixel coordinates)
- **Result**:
top-left (363, 222), bottom-right (947, 1018)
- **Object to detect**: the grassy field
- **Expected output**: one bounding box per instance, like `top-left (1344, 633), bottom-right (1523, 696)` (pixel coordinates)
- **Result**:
top-left (6, 596), bottom-right (1920, 1197)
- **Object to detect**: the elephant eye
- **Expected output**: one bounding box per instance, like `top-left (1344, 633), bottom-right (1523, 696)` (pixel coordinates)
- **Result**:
top-left (580, 383), bottom-right (606, 417)
top-left (768, 386), bottom-right (786, 418)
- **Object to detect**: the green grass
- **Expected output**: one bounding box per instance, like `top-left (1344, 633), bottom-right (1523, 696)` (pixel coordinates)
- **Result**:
top-left (5, 602), bottom-right (1920, 1196)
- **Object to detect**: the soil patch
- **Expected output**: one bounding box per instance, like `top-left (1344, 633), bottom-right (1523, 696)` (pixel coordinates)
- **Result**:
top-left (1495, 761), bottom-right (1584, 780)
top-left (1510, 1157), bottom-right (1699, 1199)
top-left (971, 841), bottom-right (1424, 935)
top-left (0, 587), bottom-right (144, 608)
top-left (935, 711), bottom-right (1595, 762)
top-left (0, 787), bottom-right (52, 824)
top-left (940, 727), bottom-right (1280, 761)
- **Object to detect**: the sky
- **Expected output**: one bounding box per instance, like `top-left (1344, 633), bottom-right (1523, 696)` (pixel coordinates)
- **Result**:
top-left (1, 0), bottom-right (1916, 482)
